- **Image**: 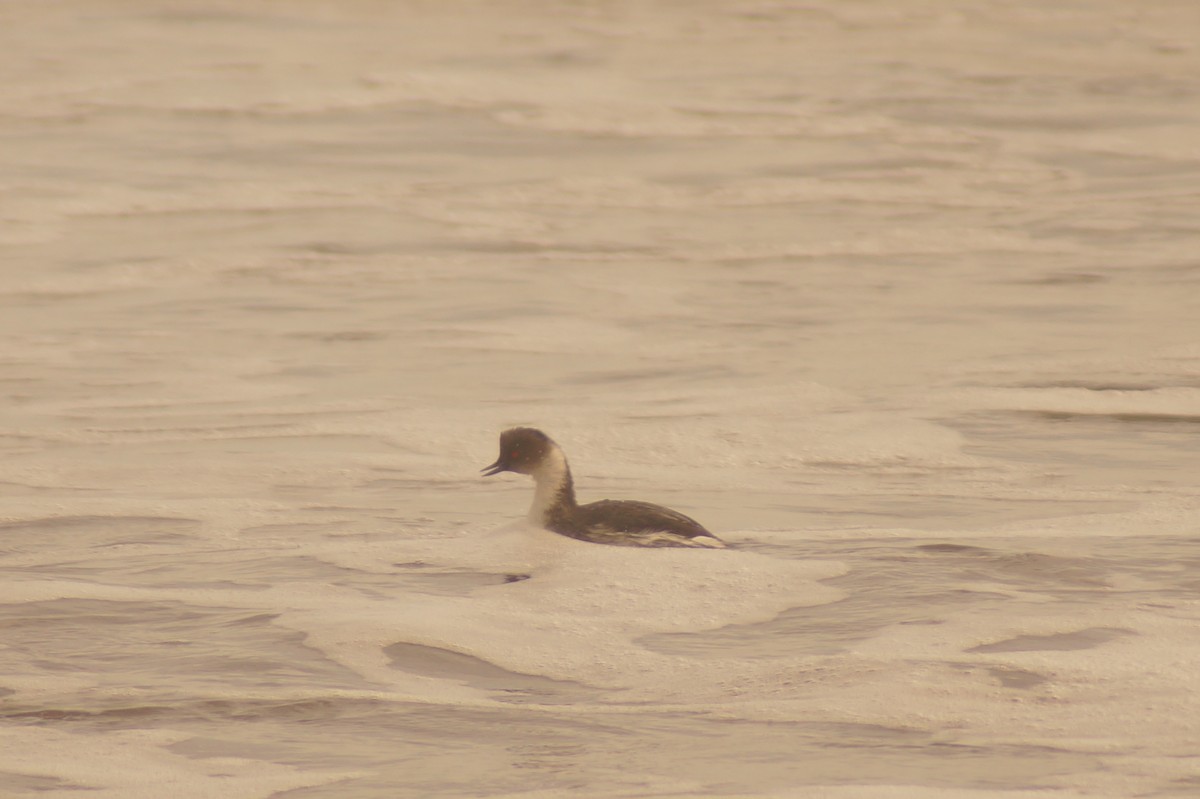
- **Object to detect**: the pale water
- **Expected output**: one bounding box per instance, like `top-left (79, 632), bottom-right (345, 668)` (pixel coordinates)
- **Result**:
top-left (2, 2), bottom-right (1200, 797)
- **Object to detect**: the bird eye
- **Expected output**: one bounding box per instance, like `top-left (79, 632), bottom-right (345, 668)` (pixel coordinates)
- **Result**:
top-left (510, 450), bottom-right (520, 459)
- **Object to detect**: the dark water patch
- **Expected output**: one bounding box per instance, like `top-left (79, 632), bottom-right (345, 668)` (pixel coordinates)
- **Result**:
top-left (1170, 774), bottom-right (1200, 794)
top-left (1015, 380), bottom-right (1167, 391)
top-left (621, 410), bottom-right (725, 421)
top-left (917, 542), bottom-right (992, 555)
top-left (5, 705), bottom-right (175, 723)
top-left (393, 568), bottom-right (531, 595)
top-left (258, 706), bottom-right (1101, 799)
top-left (0, 515), bottom-right (202, 557)
top-left (565, 365), bottom-right (736, 386)
top-left (0, 599), bottom-right (366, 692)
top-left (948, 409), bottom-right (1200, 492)
top-left (16, 552), bottom-right (376, 592)
top-left (240, 521), bottom-right (350, 537)
top-left (2, 696), bottom-right (394, 728)
top-left (762, 491), bottom-right (1107, 531)
top-left (1009, 272), bottom-right (1108, 286)
top-left (768, 155), bottom-right (966, 179)
top-left (987, 665), bottom-right (1050, 689)
top-left (644, 536), bottom-right (1167, 659)
top-left (645, 588), bottom-right (1009, 657)
top-left (1025, 537), bottom-right (1200, 598)
top-left (870, 540), bottom-right (1113, 591)
top-left (969, 627), bottom-right (1135, 654)
top-left (970, 550), bottom-right (1113, 590)
top-left (288, 329), bottom-right (389, 342)
top-left (641, 576), bottom-right (1010, 659)
top-left (11, 694), bottom-right (1106, 797)
top-left (1029, 410), bottom-right (1200, 426)
top-left (385, 642), bottom-right (604, 704)
top-left (1, 681), bottom-right (1108, 797)
top-left (1040, 148), bottom-right (1200, 179)
top-left (0, 479), bottom-right (104, 495)
top-left (440, 238), bottom-right (660, 256)
top-left (961, 406), bottom-right (1200, 440)
top-left (0, 771), bottom-right (86, 793)
top-left (0, 434), bottom-right (62, 451)
top-left (389, 560), bottom-right (532, 593)
top-left (0, 514), bottom-right (199, 536)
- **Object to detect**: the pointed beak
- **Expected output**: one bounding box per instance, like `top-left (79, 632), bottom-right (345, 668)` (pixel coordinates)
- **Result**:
top-left (481, 458), bottom-right (507, 477)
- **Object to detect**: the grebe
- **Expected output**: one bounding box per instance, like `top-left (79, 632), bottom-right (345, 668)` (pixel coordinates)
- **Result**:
top-left (482, 427), bottom-right (725, 549)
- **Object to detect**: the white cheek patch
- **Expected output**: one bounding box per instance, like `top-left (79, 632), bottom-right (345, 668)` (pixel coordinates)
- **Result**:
top-left (527, 446), bottom-right (571, 522)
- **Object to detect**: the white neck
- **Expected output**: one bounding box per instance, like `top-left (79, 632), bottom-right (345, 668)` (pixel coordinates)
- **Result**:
top-left (527, 445), bottom-right (572, 523)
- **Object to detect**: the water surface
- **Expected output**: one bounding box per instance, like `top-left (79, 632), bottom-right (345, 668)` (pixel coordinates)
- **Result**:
top-left (2, 2), bottom-right (1199, 797)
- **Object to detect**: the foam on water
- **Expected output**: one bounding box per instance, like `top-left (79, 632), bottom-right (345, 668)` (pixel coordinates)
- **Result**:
top-left (293, 522), bottom-right (845, 696)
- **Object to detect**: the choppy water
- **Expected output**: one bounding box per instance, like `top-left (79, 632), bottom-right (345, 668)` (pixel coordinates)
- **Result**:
top-left (3, 2), bottom-right (1200, 797)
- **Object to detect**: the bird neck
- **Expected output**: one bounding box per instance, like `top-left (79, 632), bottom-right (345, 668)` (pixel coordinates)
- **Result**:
top-left (528, 445), bottom-right (577, 524)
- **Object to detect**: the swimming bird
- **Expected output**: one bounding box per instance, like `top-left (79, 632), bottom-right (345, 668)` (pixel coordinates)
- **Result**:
top-left (482, 427), bottom-right (725, 548)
